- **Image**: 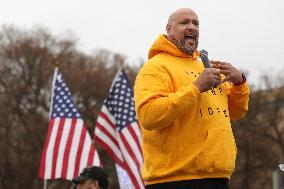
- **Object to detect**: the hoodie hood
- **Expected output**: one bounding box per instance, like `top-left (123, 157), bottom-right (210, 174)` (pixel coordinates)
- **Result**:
top-left (148, 34), bottom-right (200, 60)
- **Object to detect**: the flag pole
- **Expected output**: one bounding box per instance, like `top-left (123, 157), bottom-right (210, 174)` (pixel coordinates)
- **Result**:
top-left (109, 67), bottom-right (123, 90)
top-left (43, 180), bottom-right (47, 189)
top-left (43, 67), bottom-right (58, 189)
top-left (49, 67), bottom-right (58, 118)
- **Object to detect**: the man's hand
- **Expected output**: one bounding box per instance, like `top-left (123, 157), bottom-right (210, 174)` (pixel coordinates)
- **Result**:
top-left (210, 61), bottom-right (242, 84)
top-left (194, 68), bottom-right (221, 93)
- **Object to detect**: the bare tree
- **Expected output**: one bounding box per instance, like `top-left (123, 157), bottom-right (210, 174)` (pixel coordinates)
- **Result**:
top-left (0, 25), bottom-right (139, 189)
top-left (230, 76), bottom-right (284, 189)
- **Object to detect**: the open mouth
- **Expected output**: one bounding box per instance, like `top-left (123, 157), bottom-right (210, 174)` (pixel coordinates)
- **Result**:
top-left (184, 34), bottom-right (196, 42)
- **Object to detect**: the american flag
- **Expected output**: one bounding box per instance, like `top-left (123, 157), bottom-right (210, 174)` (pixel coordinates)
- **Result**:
top-left (39, 68), bottom-right (101, 180)
top-left (95, 69), bottom-right (144, 189)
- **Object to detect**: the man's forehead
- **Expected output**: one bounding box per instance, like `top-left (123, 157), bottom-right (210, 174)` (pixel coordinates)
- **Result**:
top-left (169, 8), bottom-right (199, 23)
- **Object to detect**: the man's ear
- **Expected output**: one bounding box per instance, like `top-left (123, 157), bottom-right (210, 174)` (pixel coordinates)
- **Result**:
top-left (92, 180), bottom-right (100, 189)
top-left (166, 24), bottom-right (171, 35)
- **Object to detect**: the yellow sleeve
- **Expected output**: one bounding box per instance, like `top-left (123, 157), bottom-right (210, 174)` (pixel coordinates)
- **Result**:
top-left (224, 82), bottom-right (250, 120)
top-left (134, 73), bottom-right (200, 130)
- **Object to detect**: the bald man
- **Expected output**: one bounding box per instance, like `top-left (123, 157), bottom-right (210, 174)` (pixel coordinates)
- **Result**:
top-left (134, 8), bottom-right (249, 189)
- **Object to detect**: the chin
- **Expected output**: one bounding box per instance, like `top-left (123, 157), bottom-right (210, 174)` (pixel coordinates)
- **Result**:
top-left (185, 46), bottom-right (196, 52)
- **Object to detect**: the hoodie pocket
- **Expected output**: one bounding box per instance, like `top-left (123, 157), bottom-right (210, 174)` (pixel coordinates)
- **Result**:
top-left (196, 128), bottom-right (237, 173)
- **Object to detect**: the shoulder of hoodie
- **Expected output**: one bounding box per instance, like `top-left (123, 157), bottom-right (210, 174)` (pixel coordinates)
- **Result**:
top-left (135, 52), bottom-right (174, 83)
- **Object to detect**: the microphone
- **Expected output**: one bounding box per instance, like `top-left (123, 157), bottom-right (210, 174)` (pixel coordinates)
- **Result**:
top-left (199, 49), bottom-right (217, 88)
top-left (199, 49), bottom-right (211, 68)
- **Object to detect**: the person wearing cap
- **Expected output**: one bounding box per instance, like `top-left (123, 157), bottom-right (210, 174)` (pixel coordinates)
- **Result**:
top-left (134, 7), bottom-right (249, 189)
top-left (71, 166), bottom-right (109, 189)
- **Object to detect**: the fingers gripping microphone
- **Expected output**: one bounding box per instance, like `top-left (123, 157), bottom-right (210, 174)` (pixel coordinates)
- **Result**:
top-left (199, 49), bottom-right (217, 88)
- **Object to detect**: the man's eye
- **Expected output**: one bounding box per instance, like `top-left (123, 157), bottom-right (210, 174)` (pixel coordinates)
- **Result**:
top-left (180, 21), bottom-right (188, 25)
top-left (194, 22), bottom-right (199, 26)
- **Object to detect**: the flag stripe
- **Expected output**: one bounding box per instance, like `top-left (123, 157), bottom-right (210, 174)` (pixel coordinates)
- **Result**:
top-left (101, 105), bottom-right (116, 125)
top-left (93, 150), bottom-right (101, 166)
top-left (95, 123), bottom-right (123, 161)
top-left (74, 125), bottom-right (87, 177)
top-left (66, 119), bottom-right (83, 179)
top-left (96, 120), bottom-right (119, 149)
top-left (39, 119), bottom-right (55, 178)
top-left (95, 130), bottom-right (124, 165)
top-left (128, 123), bottom-right (143, 157)
top-left (118, 133), bottom-right (144, 189)
top-left (87, 145), bottom-right (95, 166)
top-left (80, 127), bottom-right (93, 171)
top-left (55, 118), bottom-right (71, 178)
top-left (122, 159), bottom-right (141, 189)
top-left (61, 118), bottom-right (76, 178)
top-left (120, 128), bottom-right (141, 171)
top-left (97, 112), bottom-right (117, 139)
top-left (131, 122), bottom-right (142, 147)
top-left (51, 119), bottom-right (65, 178)
top-left (45, 118), bottom-right (60, 178)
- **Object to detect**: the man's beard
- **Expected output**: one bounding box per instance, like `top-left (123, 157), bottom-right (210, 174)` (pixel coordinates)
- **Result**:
top-left (171, 37), bottom-right (198, 56)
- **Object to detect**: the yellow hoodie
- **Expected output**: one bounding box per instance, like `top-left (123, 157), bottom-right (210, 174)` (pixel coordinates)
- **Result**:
top-left (134, 35), bottom-right (250, 185)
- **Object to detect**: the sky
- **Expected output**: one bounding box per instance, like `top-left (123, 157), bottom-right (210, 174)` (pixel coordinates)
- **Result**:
top-left (1, 0), bottom-right (284, 85)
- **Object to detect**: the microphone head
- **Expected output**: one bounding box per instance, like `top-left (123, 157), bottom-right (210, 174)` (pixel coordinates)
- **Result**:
top-left (200, 49), bottom-right (208, 57)
top-left (199, 49), bottom-right (211, 68)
